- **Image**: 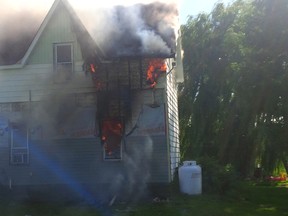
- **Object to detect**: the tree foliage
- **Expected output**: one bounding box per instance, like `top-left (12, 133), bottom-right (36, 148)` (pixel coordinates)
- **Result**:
top-left (180, 0), bottom-right (288, 177)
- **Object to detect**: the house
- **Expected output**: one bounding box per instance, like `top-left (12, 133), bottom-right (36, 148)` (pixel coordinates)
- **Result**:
top-left (0, 0), bottom-right (183, 201)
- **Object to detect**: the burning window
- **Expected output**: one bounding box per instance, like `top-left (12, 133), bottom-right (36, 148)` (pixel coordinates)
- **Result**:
top-left (146, 58), bottom-right (167, 88)
top-left (54, 43), bottom-right (73, 83)
top-left (101, 118), bottom-right (123, 161)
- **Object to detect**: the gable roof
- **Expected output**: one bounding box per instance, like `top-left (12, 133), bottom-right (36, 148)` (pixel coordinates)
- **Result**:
top-left (0, 0), bottom-right (103, 69)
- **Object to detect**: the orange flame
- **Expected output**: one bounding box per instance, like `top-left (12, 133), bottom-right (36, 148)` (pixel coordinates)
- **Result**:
top-left (90, 64), bottom-right (96, 73)
top-left (88, 63), bottom-right (105, 91)
top-left (101, 119), bottom-right (123, 156)
top-left (146, 58), bottom-right (167, 88)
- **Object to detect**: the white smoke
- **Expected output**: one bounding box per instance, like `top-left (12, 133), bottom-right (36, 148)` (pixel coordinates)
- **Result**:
top-left (108, 136), bottom-right (154, 202)
top-left (139, 30), bottom-right (171, 55)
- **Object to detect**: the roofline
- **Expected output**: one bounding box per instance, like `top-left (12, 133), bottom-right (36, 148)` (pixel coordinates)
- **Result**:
top-left (20, 0), bottom-right (62, 67)
top-left (62, 0), bottom-right (105, 61)
top-left (0, 0), bottom-right (104, 70)
top-left (0, 0), bottom-right (61, 70)
top-left (0, 0), bottom-right (74, 70)
top-left (0, 64), bottom-right (23, 70)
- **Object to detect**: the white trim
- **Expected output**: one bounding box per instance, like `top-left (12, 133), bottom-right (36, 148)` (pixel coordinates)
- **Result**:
top-left (0, 65), bottom-right (23, 70)
top-left (54, 43), bottom-right (73, 64)
top-left (10, 127), bottom-right (29, 165)
top-left (53, 42), bottom-right (74, 83)
top-left (21, 64), bottom-right (53, 69)
top-left (175, 32), bottom-right (184, 83)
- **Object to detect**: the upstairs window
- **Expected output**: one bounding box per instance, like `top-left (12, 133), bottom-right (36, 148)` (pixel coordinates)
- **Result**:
top-left (54, 43), bottom-right (73, 83)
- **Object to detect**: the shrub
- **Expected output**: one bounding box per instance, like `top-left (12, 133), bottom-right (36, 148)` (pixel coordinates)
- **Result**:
top-left (197, 156), bottom-right (239, 195)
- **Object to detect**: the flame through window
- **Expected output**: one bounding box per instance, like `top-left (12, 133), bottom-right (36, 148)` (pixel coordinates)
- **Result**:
top-left (101, 118), bottom-right (123, 160)
top-left (146, 58), bottom-right (167, 88)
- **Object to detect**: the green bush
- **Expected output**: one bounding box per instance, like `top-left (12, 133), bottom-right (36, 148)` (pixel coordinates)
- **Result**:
top-left (197, 156), bottom-right (239, 195)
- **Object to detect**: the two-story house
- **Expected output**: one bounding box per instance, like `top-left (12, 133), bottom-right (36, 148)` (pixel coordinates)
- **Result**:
top-left (0, 0), bottom-right (183, 202)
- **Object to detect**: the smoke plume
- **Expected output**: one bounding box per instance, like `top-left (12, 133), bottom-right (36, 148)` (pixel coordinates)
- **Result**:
top-left (83, 2), bottom-right (178, 57)
top-left (106, 136), bottom-right (153, 202)
top-left (0, 0), bottom-right (179, 65)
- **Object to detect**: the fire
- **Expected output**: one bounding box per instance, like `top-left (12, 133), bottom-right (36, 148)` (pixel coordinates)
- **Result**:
top-left (101, 119), bottom-right (123, 157)
top-left (90, 64), bottom-right (96, 73)
top-left (85, 63), bottom-right (105, 91)
top-left (146, 58), bottom-right (167, 88)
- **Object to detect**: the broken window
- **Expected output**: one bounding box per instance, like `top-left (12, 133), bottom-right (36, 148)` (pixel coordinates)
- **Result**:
top-left (101, 118), bottom-right (123, 161)
top-left (54, 43), bottom-right (73, 83)
top-left (10, 124), bottom-right (29, 165)
top-left (97, 90), bottom-right (127, 161)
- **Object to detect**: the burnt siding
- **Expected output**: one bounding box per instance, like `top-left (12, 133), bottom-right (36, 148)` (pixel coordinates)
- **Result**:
top-left (166, 61), bottom-right (180, 180)
top-left (94, 59), bottom-right (166, 91)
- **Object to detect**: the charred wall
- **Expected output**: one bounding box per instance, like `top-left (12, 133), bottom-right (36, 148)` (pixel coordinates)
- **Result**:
top-left (88, 58), bottom-right (167, 126)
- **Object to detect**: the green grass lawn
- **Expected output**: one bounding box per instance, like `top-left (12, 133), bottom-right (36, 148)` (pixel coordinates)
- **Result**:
top-left (120, 184), bottom-right (288, 216)
top-left (1, 182), bottom-right (288, 216)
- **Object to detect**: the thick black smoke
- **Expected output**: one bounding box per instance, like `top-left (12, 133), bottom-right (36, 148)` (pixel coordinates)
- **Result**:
top-left (89, 2), bottom-right (178, 58)
top-left (0, 1), bottom-right (178, 65)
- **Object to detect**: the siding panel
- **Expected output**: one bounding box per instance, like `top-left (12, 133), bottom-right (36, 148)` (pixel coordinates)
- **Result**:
top-left (0, 64), bottom-right (95, 103)
top-left (1, 135), bottom-right (169, 187)
top-left (166, 59), bottom-right (180, 180)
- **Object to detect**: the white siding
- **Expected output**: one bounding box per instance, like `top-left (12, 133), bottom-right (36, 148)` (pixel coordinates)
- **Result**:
top-left (0, 57), bottom-right (174, 185)
top-left (0, 62), bottom-right (95, 103)
top-left (166, 59), bottom-right (180, 180)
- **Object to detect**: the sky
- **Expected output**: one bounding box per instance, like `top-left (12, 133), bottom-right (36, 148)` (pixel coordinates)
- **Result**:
top-left (179, 0), bottom-right (233, 24)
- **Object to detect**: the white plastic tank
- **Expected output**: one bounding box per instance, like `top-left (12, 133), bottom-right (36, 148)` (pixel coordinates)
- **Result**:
top-left (178, 161), bottom-right (202, 195)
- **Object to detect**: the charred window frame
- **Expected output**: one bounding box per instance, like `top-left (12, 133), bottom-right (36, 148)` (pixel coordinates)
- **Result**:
top-left (100, 118), bottom-right (123, 161)
top-left (10, 124), bottom-right (29, 165)
top-left (54, 43), bottom-right (73, 83)
top-left (97, 91), bottom-right (126, 161)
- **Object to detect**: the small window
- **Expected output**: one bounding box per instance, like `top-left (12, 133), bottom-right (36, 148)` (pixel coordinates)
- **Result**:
top-left (56, 45), bottom-right (72, 63)
top-left (10, 124), bottom-right (29, 165)
top-left (54, 43), bottom-right (73, 83)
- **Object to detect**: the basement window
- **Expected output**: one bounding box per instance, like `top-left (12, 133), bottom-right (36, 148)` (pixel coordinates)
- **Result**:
top-left (10, 124), bottom-right (29, 165)
top-left (54, 43), bottom-right (73, 83)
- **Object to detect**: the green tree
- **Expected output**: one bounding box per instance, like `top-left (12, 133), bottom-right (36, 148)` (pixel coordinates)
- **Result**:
top-left (180, 0), bottom-right (288, 177)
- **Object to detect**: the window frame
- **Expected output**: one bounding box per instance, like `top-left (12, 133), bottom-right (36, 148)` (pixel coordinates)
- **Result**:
top-left (103, 139), bottom-right (123, 161)
top-left (53, 43), bottom-right (74, 83)
top-left (101, 118), bottom-right (123, 161)
top-left (10, 125), bottom-right (29, 165)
